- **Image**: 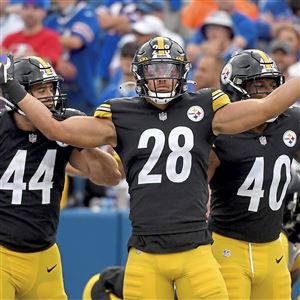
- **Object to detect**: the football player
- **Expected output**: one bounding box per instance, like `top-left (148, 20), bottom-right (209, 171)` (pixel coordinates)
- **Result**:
top-left (0, 56), bottom-right (121, 300)
top-left (207, 49), bottom-right (300, 299)
top-left (1, 37), bottom-right (300, 299)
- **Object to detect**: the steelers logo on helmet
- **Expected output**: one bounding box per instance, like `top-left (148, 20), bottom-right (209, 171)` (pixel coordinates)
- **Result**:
top-left (220, 63), bottom-right (232, 85)
top-left (187, 105), bottom-right (204, 122)
top-left (283, 130), bottom-right (297, 147)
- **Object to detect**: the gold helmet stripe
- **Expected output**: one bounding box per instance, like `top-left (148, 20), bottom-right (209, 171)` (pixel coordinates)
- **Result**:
top-left (256, 50), bottom-right (272, 69)
top-left (157, 37), bottom-right (165, 55)
top-left (25, 56), bottom-right (53, 75)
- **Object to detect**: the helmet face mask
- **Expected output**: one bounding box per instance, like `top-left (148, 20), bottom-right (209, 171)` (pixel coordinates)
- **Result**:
top-left (220, 49), bottom-right (285, 102)
top-left (132, 37), bottom-right (191, 104)
top-left (11, 56), bottom-right (66, 114)
top-left (242, 77), bottom-right (279, 99)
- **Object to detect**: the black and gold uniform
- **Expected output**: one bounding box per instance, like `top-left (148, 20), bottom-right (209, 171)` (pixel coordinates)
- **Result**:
top-left (209, 49), bottom-right (298, 300)
top-left (210, 107), bottom-right (300, 242)
top-left (0, 110), bottom-right (73, 251)
top-left (0, 56), bottom-right (71, 300)
top-left (95, 87), bottom-right (230, 299)
top-left (0, 110), bottom-right (72, 299)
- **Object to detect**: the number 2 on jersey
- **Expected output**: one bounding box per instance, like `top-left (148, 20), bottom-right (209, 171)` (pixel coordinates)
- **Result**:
top-left (138, 127), bottom-right (194, 184)
top-left (0, 150), bottom-right (56, 205)
top-left (237, 155), bottom-right (291, 212)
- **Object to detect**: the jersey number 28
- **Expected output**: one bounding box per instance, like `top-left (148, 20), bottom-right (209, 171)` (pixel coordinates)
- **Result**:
top-left (138, 127), bottom-right (194, 184)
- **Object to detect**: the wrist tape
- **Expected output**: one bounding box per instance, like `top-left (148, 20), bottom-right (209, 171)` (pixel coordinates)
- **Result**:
top-left (5, 79), bottom-right (27, 104)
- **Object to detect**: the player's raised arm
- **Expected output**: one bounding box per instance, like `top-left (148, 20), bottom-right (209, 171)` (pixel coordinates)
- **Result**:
top-left (0, 55), bottom-right (117, 148)
top-left (213, 76), bottom-right (300, 135)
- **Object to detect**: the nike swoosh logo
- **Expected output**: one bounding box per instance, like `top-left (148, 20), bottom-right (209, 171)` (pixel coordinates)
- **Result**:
top-left (47, 264), bottom-right (57, 273)
top-left (276, 256), bottom-right (283, 264)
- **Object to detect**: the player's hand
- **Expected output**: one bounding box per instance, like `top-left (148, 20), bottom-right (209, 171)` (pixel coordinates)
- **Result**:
top-left (0, 54), bottom-right (14, 84)
top-left (52, 107), bottom-right (87, 121)
top-left (0, 55), bottom-right (27, 104)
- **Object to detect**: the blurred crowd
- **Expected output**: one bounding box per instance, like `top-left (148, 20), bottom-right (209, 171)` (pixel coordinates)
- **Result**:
top-left (1, 0), bottom-right (300, 210)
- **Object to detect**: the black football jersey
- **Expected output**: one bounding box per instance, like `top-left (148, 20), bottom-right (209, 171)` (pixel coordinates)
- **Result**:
top-left (0, 111), bottom-right (73, 252)
top-left (95, 90), bottom-right (230, 240)
top-left (209, 107), bottom-right (300, 243)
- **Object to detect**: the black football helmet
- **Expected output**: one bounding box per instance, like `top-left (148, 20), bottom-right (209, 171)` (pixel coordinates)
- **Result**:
top-left (220, 49), bottom-right (285, 102)
top-left (131, 36), bottom-right (191, 104)
top-left (11, 56), bottom-right (65, 112)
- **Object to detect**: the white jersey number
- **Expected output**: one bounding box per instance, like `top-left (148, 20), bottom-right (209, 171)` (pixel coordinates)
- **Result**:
top-left (138, 127), bottom-right (194, 184)
top-left (0, 150), bottom-right (57, 205)
top-left (237, 155), bottom-right (291, 212)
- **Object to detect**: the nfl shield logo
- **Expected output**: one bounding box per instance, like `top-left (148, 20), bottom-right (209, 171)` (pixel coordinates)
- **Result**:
top-left (259, 136), bottom-right (267, 146)
top-left (159, 112), bottom-right (167, 121)
top-left (28, 133), bottom-right (37, 143)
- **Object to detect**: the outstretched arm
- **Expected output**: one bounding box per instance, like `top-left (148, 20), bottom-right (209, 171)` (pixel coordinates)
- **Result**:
top-left (0, 55), bottom-right (116, 148)
top-left (16, 93), bottom-right (117, 148)
top-left (213, 77), bottom-right (300, 135)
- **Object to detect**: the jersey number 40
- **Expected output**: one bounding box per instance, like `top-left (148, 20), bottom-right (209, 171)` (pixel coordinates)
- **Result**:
top-left (238, 155), bottom-right (291, 212)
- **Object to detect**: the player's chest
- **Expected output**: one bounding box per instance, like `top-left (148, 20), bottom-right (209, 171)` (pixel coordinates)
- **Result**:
top-left (0, 133), bottom-right (70, 176)
top-left (117, 103), bottom-right (213, 149)
top-left (217, 128), bottom-right (299, 162)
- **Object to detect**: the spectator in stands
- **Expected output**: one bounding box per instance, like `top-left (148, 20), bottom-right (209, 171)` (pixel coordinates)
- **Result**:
top-left (1, 0), bottom-right (61, 66)
top-left (45, 0), bottom-right (100, 115)
top-left (274, 24), bottom-right (300, 81)
top-left (0, 0), bottom-right (24, 43)
top-left (187, 11), bottom-right (240, 64)
top-left (269, 39), bottom-right (297, 79)
top-left (131, 15), bottom-right (184, 48)
top-left (192, 53), bottom-right (224, 91)
top-left (274, 24), bottom-right (300, 60)
top-left (186, 0), bottom-right (257, 60)
top-left (256, 0), bottom-right (299, 42)
top-left (135, 0), bottom-right (164, 20)
top-left (182, 0), bottom-right (258, 30)
top-left (45, 0), bottom-right (101, 206)
top-left (100, 41), bottom-right (139, 103)
top-left (95, 1), bottom-right (139, 97)
top-left (214, 0), bottom-right (258, 49)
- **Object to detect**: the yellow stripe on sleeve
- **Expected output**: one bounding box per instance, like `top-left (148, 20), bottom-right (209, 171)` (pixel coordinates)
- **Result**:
top-left (94, 110), bottom-right (112, 119)
top-left (212, 93), bottom-right (231, 112)
top-left (212, 89), bottom-right (223, 97)
top-left (101, 103), bottom-right (111, 108)
top-left (94, 103), bottom-right (112, 119)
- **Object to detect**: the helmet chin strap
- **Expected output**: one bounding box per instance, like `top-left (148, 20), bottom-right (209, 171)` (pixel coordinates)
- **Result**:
top-left (145, 82), bottom-right (179, 104)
